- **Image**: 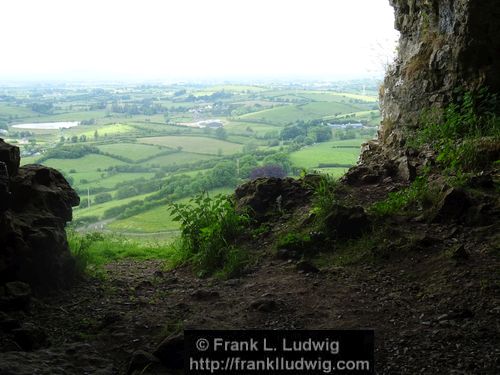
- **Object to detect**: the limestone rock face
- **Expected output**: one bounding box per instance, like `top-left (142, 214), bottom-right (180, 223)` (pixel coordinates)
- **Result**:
top-left (382, 0), bottom-right (500, 138)
top-left (350, 0), bottom-right (500, 183)
top-left (0, 139), bottom-right (80, 294)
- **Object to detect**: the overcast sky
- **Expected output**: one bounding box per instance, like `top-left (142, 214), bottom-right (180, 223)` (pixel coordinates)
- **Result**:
top-left (0, 0), bottom-right (398, 82)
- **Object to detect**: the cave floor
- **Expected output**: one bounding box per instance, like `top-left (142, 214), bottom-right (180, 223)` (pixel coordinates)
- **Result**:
top-left (1, 224), bottom-right (499, 375)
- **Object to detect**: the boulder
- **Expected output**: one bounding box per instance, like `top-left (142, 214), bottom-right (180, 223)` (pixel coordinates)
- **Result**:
top-left (249, 298), bottom-right (279, 313)
top-left (296, 260), bottom-right (319, 273)
top-left (10, 164), bottom-right (79, 223)
top-left (235, 177), bottom-right (311, 220)
top-left (432, 188), bottom-right (471, 223)
top-left (0, 141), bottom-right (80, 294)
top-left (324, 204), bottom-right (371, 240)
top-left (343, 166), bottom-right (375, 186)
top-left (396, 156), bottom-right (417, 182)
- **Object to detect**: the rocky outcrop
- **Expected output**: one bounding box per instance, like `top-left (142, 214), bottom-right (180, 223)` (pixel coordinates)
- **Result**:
top-left (0, 139), bottom-right (79, 295)
top-left (324, 204), bottom-right (371, 240)
top-left (348, 0), bottom-right (500, 183)
top-left (235, 177), bottom-right (312, 221)
top-left (382, 0), bottom-right (500, 141)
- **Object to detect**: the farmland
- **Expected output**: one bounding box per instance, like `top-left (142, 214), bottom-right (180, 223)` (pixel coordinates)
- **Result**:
top-left (138, 136), bottom-right (244, 155)
top-left (108, 187), bottom-right (234, 234)
top-left (289, 139), bottom-right (366, 169)
top-left (97, 143), bottom-right (165, 161)
top-left (1, 79), bottom-right (381, 240)
top-left (239, 101), bottom-right (367, 125)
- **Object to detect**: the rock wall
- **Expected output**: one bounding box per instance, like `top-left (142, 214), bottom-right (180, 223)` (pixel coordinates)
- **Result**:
top-left (382, 0), bottom-right (500, 143)
top-left (348, 0), bottom-right (500, 183)
top-left (0, 139), bottom-right (80, 294)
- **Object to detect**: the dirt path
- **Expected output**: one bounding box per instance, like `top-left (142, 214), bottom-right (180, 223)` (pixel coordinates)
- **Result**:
top-left (1, 230), bottom-right (498, 374)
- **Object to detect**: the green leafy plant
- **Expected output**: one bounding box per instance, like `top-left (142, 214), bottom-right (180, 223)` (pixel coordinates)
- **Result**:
top-left (168, 192), bottom-right (250, 277)
top-left (410, 88), bottom-right (500, 173)
top-left (309, 173), bottom-right (339, 220)
top-left (275, 232), bottom-right (317, 258)
top-left (370, 175), bottom-right (437, 216)
top-left (251, 223), bottom-right (271, 238)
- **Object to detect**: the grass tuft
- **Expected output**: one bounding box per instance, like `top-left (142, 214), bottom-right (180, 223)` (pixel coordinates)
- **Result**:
top-left (67, 230), bottom-right (175, 274)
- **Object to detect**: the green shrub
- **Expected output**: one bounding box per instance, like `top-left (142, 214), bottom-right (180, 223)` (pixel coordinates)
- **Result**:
top-left (94, 192), bottom-right (113, 204)
top-left (168, 193), bottom-right (250, 277)
top-left (410, 88), bottom-right (500, 173)
top-left (370, 176), bottom-right (436, 216)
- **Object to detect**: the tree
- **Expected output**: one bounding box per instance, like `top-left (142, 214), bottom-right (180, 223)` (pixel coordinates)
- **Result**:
top-left (94, 130), bottom-right (99, 140)
top-left (94, 192), bottom-right (113, 204)
top-left (79, 198), bottom-right (89, 209)
top-left (263, 153), bottom-right (292, 173)
top-left (311, 126), bottom-right (333, 142)
top-left (280, 125), bottom-right (305, 140)
top-left (31, 102), bottom-right (54, 114)
top-left (338, 129), bottom-right (356, 140)
top-left (116, 186), bottom-right (138, 200)
top-left (304, 137), bottom-right (314, 145)
top-left (242, 140), bottom-right (258, 154)
top-left (210, 161), bottom-right (237, 187)
top-left (239, 155), bottom-right (259, 178)
top-left (215, 127), bottom-right (227, 140)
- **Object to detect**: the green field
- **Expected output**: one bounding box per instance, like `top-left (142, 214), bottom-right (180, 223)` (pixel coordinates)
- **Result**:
top-left (74, 123), bottom-right (135, 138)
top-left (3, 81), bottom-right (379, 240)
top-left (297, 91), bottom-right (378, 103)
top-left (97, 143), bottom-right (166, 161)
top-left (289, 139), bottom-right (365, 169)
top-left (20, 155), bottom-right (40, 165)
top-left (138, 136), bottom-right (243, 155)
top-left (74, 191), bottom-right (156, 221)
top-left (25, 110), bottom-right (106, 124)
top-left (223, 121), bottom-right (281, 135)
top-left (239, 101), bottom-right (364, 125)
top-left (43, 154), bottom-right (125, 173)
top-left (0, 103), bottom-right (38, 118)
top-left (145, 152), bottom-right (217, 167)
top-left (108, 187), bottom-right (234, 233)
top-left (77, 172), bottom-right (155, 190)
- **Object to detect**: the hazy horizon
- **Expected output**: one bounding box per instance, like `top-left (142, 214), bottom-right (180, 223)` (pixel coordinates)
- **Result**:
top-left (0, 0), bottom-right (398, 83)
